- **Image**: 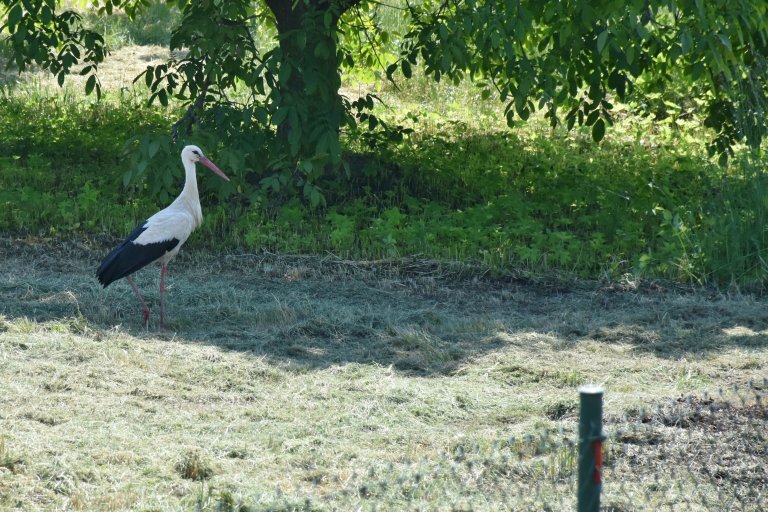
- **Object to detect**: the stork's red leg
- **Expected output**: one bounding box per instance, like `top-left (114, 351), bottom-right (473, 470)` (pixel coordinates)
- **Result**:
top-left (127, 274), bottom-right (150, 327)
top-left (159, 259), bottom-right (167, 330)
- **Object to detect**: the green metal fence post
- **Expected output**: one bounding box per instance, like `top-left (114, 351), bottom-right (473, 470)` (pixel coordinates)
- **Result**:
top-left (578, 385), bottom-right (605, 512)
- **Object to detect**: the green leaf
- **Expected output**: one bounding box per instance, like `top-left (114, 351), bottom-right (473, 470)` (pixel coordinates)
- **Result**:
top-left (312, 189), bottom-right (322, 207)
top-left (41, 5), bottom-right (52, 24)
top-left (597, 30), bottom-right (609, 54)
top-left (401, 60), bottom-right (412, 79)
top-left (505, 110), bottom-right (515, 128)
top-left (314, 42), bottom-right (329, 59)
top-left (148, 139), bottom-right (161, 158)
top-left (162, 168), bottom-right (173, 189)
top-left (386, 63), bottom-right (398, 81)
top-left (537, 35), bottom-right (550, 52)
top-left (145, 66), bottom-right (153, 88)
top-left (255, 107), bottom-right (268, 125)
top-left (295, 32), bottom-right (307, 50)
top-left (271, 107), bottom-right (288, 127)
top-left (85, 74), bottom-right (96, 95)
top-left (608, 71), bottom-right (626, 99)
top-left (8, 4), bottom-right (23, 30)
top-left (626, 45), bottom-right (635, 65)
top-left (438, 24), bottom-right (448, 41)
top-left (591, 118), bottom-right (606, 142)
top-left (718, 34), bottom-right (732, 51)
top-left (691, 61), bottom-right (704, 80)
top-left (288, 127), bottom-right (301, 156)
top-left (515, 94), bottom-right (526, 118)
top-left (681, 31), bottom-right (692, 53)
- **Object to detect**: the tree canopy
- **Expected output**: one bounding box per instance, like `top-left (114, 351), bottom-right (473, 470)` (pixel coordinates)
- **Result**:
top-left (2, 0), bottom-right (768, 200)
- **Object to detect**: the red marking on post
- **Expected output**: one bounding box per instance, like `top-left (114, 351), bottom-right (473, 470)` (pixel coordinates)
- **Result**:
top-left (594, 439), bottom-right (603, 483)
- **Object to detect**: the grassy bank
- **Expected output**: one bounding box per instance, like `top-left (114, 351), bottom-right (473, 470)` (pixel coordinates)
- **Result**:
top-left (1, 81), bottom-right (768, 287)
top-left (0, 0), bottom-right (766, 291)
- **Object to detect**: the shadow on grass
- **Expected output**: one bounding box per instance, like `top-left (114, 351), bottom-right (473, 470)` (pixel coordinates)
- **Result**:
top-left (1, 238), bottom-right (767, 377)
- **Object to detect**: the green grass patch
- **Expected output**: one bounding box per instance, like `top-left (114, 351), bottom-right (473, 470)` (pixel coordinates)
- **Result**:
top-left (2, 41), bottom-right (768, 287)
top-left (0, 87), bottom-right (175, 235)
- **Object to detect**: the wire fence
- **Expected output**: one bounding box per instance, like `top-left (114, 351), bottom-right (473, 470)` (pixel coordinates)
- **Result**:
top-left (602, 382), bottom-right (766, 511)
top-left (201, 380), bottom-right (767, 511)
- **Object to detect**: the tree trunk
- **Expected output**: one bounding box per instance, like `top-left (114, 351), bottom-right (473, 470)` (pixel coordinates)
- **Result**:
top-left (264, 0), bottom-right (360, 161)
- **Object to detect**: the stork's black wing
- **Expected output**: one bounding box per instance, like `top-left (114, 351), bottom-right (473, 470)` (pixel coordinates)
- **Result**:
top-left (96, 223), bottom-right (179, 287)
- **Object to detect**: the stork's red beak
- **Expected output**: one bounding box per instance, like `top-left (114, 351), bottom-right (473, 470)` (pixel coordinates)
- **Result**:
top-left (199, 156), bottom-right (230, 181)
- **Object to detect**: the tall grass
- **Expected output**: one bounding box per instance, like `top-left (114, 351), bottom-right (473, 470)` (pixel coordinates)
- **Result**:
top-left (647, 62), bottom-right (768, 288)
top-left (681, 152), bottom-right (768, 287)
top-left (0, 85), bottom-right (174, 235)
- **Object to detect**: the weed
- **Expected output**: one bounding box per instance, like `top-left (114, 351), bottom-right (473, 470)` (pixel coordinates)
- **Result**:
top-left (175, 449), bottom-right (215, 481)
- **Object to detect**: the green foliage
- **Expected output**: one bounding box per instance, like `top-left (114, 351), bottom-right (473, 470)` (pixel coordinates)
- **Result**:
top-left (121, 103), bottom-right (270, 206)
top-left (3, 77), bottom-right (768, 287)
top-left (395, 0), bottom-right (768, 158)
top-left (1, 0), bottom-right (108, 97)
top-left (3, 3), bottom-right (768, 288)
top-left (6, 77), bottom-right (768, 287)
top-left (5, 0), bottom-right (767, 203)
top-left (0, 88), bottom-right (186, 234)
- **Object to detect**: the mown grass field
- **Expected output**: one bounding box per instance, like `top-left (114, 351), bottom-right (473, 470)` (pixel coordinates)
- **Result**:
top-left (1, 238), bottom-right (766, 510)
top-left (1, 3), bottom-right (767, 510)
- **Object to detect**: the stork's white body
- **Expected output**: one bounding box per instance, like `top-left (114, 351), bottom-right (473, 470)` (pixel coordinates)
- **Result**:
top-left (133, 155), bottom-right (205, 261)
top-left (96, 145), bottom-right (229, 329)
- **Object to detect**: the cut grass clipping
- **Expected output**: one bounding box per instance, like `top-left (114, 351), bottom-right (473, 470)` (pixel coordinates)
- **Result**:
top-left (0, 239), bottom-right (765, 510)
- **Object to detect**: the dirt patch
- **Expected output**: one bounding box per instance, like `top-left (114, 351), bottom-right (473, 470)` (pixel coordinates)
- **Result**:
top-left (606, 392), bottom-right (767, 509)
top-left (1, 44), bottom-right (171, 92)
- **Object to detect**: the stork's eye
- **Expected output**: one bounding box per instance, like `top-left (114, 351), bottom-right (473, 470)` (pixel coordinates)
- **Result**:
top-left (193, 150), bottom-right (201, 156)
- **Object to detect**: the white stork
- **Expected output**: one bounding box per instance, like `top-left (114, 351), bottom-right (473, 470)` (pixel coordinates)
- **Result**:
top-left (96, 145), bottom-right (230, 329)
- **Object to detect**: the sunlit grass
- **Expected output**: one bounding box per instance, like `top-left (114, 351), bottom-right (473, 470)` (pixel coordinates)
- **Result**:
top-left (1, 240), bottom-right (766, 509)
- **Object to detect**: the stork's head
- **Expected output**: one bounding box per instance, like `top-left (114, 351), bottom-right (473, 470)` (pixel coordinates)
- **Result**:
top-left (181, 145), bottom-right (230, 181)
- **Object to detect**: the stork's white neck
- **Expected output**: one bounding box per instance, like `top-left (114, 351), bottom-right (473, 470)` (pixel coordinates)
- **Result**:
top-left (180, 157), bottom-right (199, 200)
top-left (171, 156), bottom-right (203, 229)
